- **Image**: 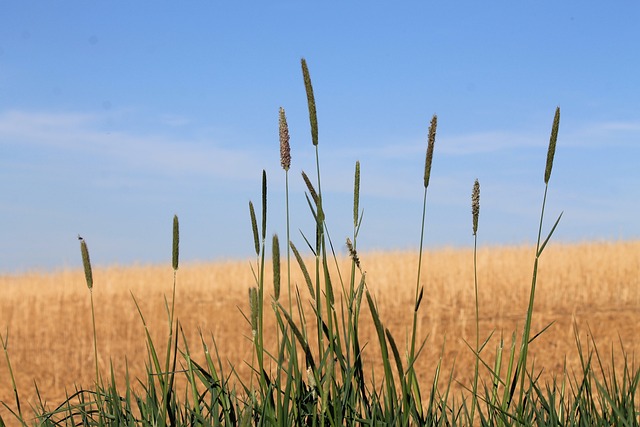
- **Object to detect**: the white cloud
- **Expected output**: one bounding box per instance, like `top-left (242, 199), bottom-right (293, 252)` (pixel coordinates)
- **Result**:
top-left (438, 131), bottom-right (543, 155)
top-left (337, 117), bottom-right (640, 162)
top-left (3, 108), bottom-right (638, 203)
top-left (589, 121), bottom-right (640, 132)
top-left (0, 109), bottom-right (265, 181)
top-left (564, 120), bottom-right (640, 147)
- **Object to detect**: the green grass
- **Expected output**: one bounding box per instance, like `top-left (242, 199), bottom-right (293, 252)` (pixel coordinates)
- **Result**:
top-left (1, 60), bottom-right (639, 426)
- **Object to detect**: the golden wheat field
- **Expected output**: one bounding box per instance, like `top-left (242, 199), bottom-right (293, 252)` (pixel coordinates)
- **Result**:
top-left (0, 240), bottom-right (638, 418)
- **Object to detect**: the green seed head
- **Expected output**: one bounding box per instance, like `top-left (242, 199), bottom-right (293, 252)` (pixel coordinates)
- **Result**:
top-left (248, 287), bottom-right (259, 338)
top-left (353, 161), bottom-right (360, 228)
top-left (301, 170), bottom-right (319, 206)
top-left (279, 107), bottom-right (291, 171)
top-left (301, 58), bottom-right (318, 146)
top-left (261, 170), bottom-right (267, 241)
top-left (172, 215), bottom-right (179, 271)
top-left (290, 241), bottom-right (315, 299)
top-left (472, 179), bottom-right (480, 236)
top-left (79, 236), bottom-right (93, 291)
top-left (545, 107), bottom-right (560, 184)
top-left (424, 115), bottom-right (437, 188)
top-left (272, 234), bottom-right (281, 301)
top-left (249, 201), bottom-right (260, 256)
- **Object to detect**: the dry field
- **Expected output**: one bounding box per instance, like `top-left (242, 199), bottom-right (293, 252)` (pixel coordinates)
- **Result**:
top-left (1, 240), bottom-right (638, 418)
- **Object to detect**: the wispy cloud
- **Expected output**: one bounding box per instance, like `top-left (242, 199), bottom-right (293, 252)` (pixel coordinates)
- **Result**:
top-left (3, 108), bottom-right (639, 201)
top-left (438, 131), bottom-right (543, 155)
top-left (565, 120), bottom-right (640, 147)
top-left (337, 117), bottom-right (640, 163)
top-left (333, 130), bottom-right (538, 159)
top-left (0, 109), bottom-right (265, 181)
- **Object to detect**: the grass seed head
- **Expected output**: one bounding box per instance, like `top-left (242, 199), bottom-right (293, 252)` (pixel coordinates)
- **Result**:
top-left (472, 179), bottom-right (480, 236)
top-left (545, 107), bottom-right (560, 184)
top-left (79, 236), bottom-right (93, 291)
top-left (272, 234), bottom-right (281, 301)
top-left (301, 170), bottom-right (319, 206)
top-left (346, 237), bottom-right (361, 271)
top-left (354, 161), bottom-right (360, 228)
top-left (248, 287), bottom-right (258, 338)
top-left (172, 214), bottom-right (179, 271)
top-left (261, 170), bottom-right (267, 241)
top-left (249, 201), bottom-right (260, 256)
top-left (301, 58), bottom-right (318, 146)
top-left (290, 241), bottom-right (314, 299)
top-left (306, 366), bottom-right (317, 398)
top-left (279, 107), bottom-right (291, 171)
top-left (424, 114), bottom-right (437, 188)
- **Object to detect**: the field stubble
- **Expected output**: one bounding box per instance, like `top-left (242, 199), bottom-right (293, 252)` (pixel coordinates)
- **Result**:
top-left (0, 240), bottom-right (638, 416)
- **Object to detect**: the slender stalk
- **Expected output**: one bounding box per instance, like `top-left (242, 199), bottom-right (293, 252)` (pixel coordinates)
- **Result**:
top-left (258, 171), bottom-right (268, 388)
top-left (285, 174), bottom-right (292, 312)
top-left (79, 236), bottom-right (103, 420)
top-left (471, 178), bottom-right (480, 423)
top-left (163, 214), bottom-right (179, 422)
top-left (517, 184), bottom-right (548, 404)
top-left (408, 115), bottom-right (437, 415)
top-left (279, 106), bottom-right (293, 312)
top-left (301, 57), bottom-right (326, 378)
top-left (517, 107), bottom-right (561, 412)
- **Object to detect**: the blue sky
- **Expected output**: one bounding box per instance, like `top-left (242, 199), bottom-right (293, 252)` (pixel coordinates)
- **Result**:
top-left (1, 2), bottom-right (639, 273)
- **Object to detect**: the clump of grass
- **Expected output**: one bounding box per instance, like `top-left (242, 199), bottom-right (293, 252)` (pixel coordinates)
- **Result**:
top-left (1, 65), bottom-right (638, 427)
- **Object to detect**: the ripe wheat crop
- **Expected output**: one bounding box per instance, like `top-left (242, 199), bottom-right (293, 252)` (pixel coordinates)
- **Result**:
top-left (1, 241), bottom-right (638, 420)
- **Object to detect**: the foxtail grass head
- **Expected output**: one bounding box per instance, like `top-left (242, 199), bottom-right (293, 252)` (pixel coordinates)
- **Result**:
top-left (545, 107), bottom-right (560, 184)
top-left (78, 235), bottom-right (93, 291)
top-left (472, 179), bottom-right (480, 236)
top-left (424, 114), bottom-right (437, 188)
top-left (279, 107), bottom-right (291, 171)
top-left (301, 58), bottom-right (318, 146)
top-left (172, 214), bottom-right (179, 271)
